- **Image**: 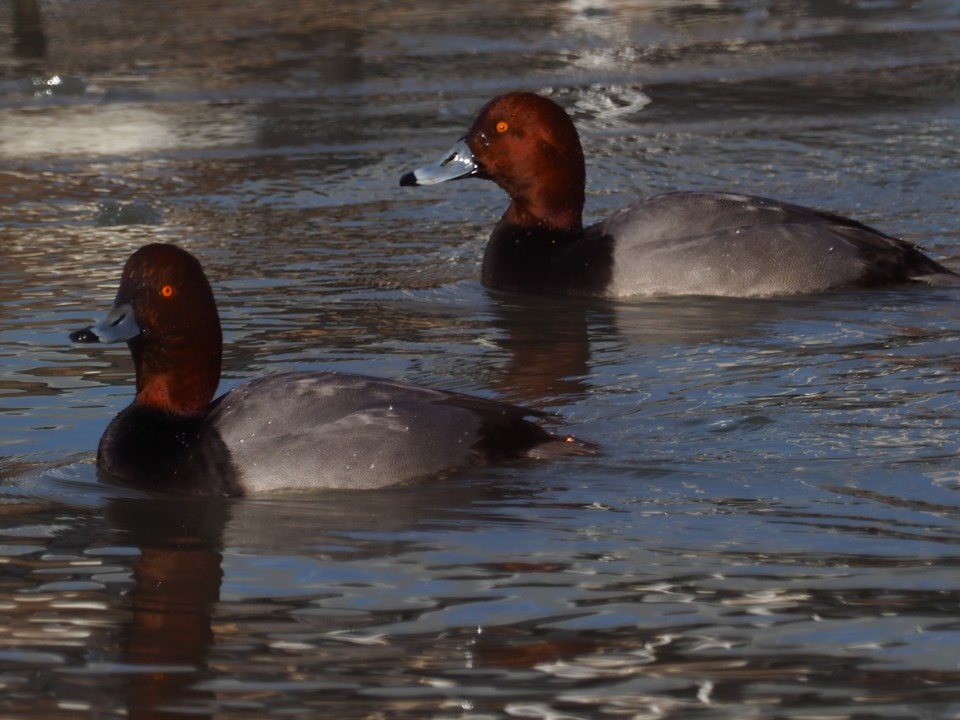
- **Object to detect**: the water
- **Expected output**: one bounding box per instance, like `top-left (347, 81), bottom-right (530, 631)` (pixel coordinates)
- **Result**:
top-left (2, 0), bottom-right (960, 717)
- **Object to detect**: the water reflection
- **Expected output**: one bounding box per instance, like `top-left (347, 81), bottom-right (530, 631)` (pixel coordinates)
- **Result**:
top-left (106, 496), bottom-right (228, 720)
top-left (0, 489), bottom-right (225, 719)
top-left (81, 480), bottom-right (569, 718)
top-left (12, 0), bottom-right (44, 59)
top-left (0, 441), bottom-right (959, 717)
top-left (480, 290), bottom-right (834, 407)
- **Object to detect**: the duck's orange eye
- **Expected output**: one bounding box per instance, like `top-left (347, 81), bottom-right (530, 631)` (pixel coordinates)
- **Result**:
top-left (496, 121), bottom-right (509, 134)
top-left (160, 284), bottom-right (174, 298)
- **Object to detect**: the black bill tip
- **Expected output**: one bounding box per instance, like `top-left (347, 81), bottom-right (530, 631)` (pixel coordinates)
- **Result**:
top-left (399, 171), bottom-right (419, 187)
top-left (69, 327), bottom-right (99, 343)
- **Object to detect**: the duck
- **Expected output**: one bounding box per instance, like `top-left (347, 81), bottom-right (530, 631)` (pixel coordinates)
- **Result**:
top-left (400, 91), bottom-right (959, 297)
top-left (69, 243), bottom-right (591, 496)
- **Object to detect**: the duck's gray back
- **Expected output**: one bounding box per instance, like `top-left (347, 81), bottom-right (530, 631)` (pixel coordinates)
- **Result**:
top-left (206, 371), bottom-right (538, 491)
top-left (603, 192), bottom-right (954, 296)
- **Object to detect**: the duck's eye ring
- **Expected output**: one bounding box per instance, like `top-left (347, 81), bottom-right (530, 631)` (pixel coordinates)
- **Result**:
top-left (160, 284), bottom-right (174, 298)
top-left (496, 121), bottom-right (509, 134)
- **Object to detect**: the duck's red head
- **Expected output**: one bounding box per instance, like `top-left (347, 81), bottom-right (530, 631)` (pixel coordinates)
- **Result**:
top-left (400, 92), bottom-right (586, 232)
top-left (71, 243), bottom-right (222, 414)
top-left (465, 92), bottom-right (586, 230)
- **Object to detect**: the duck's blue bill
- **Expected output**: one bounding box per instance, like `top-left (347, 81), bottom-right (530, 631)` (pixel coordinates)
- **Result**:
top-left (400, 138), bottom-right (477, 186)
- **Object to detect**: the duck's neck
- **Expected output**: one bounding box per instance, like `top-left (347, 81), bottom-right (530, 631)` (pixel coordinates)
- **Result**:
top-left (503, 161), bottom-right (585, 233)
top-left (130, 338), bottom-right (221, 415)
top-left (504, 197), bottom-right (583, 232)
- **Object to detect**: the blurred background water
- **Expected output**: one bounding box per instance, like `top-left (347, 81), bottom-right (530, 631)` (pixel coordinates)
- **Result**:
top-left (2, 1), bottom-right (960, 718)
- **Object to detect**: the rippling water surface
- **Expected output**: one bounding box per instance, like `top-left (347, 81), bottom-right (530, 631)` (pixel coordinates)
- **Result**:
top-left (2, 1), bottom-right (960, 718)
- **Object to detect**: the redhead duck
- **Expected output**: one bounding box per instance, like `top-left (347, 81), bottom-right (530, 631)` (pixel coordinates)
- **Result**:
top-left (400, 91), bottom-right (958, 297)
top-left (69, 243), bottom-right (590, 496)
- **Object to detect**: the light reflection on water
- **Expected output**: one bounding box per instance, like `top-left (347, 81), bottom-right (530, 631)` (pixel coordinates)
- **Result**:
top-left (2, 0), bottom-right (960, 718)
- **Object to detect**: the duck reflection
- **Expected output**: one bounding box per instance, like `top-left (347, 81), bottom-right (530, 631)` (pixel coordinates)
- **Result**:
top-left (480, 290), bottom-right (815, 406)
top-left (103, 478), bottom-right (548, 718)
top-left (482, 293), bottom-right (596, 405)
top-left (12, 0), bottom-right (45, 59)
top-left (107, 495), bottom-right (230, 720)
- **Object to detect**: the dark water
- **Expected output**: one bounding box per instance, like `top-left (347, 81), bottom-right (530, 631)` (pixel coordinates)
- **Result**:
top-left (3, 1), bottom-right (960, 717)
